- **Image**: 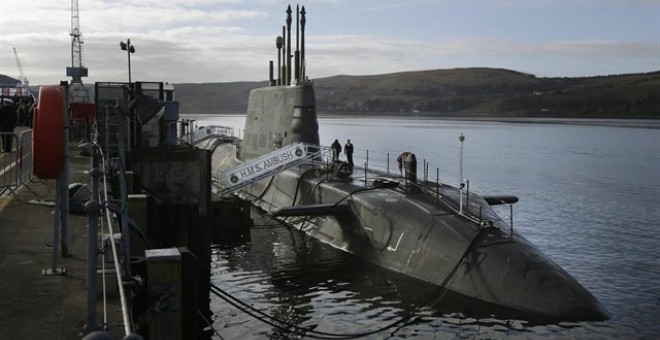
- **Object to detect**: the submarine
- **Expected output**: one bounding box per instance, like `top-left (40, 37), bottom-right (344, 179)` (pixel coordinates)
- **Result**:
top-left (202, 5), bottom-right (610, 323)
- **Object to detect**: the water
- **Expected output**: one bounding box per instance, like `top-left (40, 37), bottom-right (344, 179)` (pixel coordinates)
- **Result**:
top-left (187, 114), bottom-right (660, 339)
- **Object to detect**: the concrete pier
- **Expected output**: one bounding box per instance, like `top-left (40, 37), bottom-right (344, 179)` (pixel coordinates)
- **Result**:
top-left (0, 146), bottom-right (124, 339)
top-left (1, 142), bottom-right (254, 339)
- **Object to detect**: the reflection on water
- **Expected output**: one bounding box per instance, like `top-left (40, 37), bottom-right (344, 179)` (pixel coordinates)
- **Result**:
top-left (200, 115), bottom-right (660, 339)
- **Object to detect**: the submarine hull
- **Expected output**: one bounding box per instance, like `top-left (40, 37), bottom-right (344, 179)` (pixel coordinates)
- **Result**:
top-left (210, 144), bottom-right (609, 323)
top-left (205, 83), bottom-right (609, 322)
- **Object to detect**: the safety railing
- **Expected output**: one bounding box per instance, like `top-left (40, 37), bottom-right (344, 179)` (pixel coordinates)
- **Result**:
top-left (83, 122), bottom-right (141, 338)
top-left (315, 141), bottom-right (515, 233)
top-left (180, 124), bottom-right (238, 146)
top-left (213, 142), bottom-right (330, 196)
top-left (0, 129), bottom-right (33, 198)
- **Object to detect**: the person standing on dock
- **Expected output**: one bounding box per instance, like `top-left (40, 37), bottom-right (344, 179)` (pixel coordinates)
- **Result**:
top-left (0, 99), bottom-right (18, 152)
top-left (344, 139), bottom-right (354, 167)
top-left (331, 139), bottom-right (342, 161)
top-left (16, 98), bottom-right (30, 126)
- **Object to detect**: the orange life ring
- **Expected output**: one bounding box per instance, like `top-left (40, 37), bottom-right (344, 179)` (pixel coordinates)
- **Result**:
top-left (32, 85), bottom-right (65, 179)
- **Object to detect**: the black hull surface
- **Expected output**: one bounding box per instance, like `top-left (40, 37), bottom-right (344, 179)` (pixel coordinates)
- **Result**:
top-left (209, 142), bottom-right (610, 323)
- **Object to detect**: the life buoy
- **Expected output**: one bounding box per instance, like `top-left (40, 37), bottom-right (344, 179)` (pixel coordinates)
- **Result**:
top-left (32, 85), bottom-right (65, 179)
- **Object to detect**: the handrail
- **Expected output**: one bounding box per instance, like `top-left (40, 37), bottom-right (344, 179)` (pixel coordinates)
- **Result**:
top-left (100, 152), bottom-right (134, 335)
top-left (86, 120), bottom-right (136, 336)
top-left (180, 124), bottom-right (236, 145)
top-left (213, 142), bottom-right (329, 196)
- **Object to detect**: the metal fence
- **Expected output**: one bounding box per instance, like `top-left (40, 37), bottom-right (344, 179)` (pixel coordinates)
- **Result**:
top-left (0, 129), bottom-right (33, 198)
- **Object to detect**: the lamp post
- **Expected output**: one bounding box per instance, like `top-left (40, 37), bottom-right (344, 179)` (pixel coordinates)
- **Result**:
top-left (119, 39), bottom-right (135, 83)
top-left (458, 133), bottom-right (465, 214)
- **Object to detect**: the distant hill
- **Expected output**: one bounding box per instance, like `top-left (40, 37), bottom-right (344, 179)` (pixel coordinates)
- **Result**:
top-left (173, 68), bottom-right (660, 118)
top-left (174, 68), bottom-right (660, 118)
top-left (174, 81), bottom-right (268, 114)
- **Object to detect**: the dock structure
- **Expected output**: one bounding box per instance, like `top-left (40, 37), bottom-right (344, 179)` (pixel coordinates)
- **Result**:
top-left (1, 80), bottom-right (253, 340)
top-left (0, 142), bottom-right (126, 339)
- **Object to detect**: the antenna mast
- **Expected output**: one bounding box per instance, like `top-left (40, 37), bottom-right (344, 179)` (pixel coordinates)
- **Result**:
top-left (66, 0), bottom-right (90, 102)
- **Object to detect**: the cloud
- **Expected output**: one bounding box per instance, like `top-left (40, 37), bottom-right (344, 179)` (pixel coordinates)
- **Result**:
top-left (307, 35), bottom-right (656, 76)
top-left (1, 0), bottom-right (657, 85)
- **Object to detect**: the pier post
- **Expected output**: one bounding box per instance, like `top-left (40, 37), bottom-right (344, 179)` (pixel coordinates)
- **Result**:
top-left (61, 103), bottom-right (72, 257)
top-left (117, 116), bottom-right (131, 276)
top-left (146, 248), bottom-right (183, 340)
top-left (83, 199), bottom-right (101, 334)
top-left (43, 178), bottom-right (66, 276)
top-left (128, 194), bottom-right (149, 259)
top-left (179, 247), bottom-right (199, 340)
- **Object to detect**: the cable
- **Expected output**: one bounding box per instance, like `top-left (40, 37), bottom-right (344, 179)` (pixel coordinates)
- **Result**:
top-left (104, 201), bottom-right (154, 249)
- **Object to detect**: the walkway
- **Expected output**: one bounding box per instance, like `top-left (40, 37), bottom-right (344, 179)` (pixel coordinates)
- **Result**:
top-left (0, 145), bottom-right (123, 339)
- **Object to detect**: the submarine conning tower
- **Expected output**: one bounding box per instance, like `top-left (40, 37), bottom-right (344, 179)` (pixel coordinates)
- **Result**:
top-left (242, 5), bottom-right (319, 160)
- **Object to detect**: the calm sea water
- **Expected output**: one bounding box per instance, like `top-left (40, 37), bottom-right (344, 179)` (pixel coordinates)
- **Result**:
top-left (188, 114), bottom-right (660, 339)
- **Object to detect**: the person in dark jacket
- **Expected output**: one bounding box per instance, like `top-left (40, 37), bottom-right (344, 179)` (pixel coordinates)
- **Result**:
top-left (331, 139), bottom-right (342, 161)
top-left (0, 101), bottom-right (18, 152)
top-left (344, 139), bottom-right (354, 167)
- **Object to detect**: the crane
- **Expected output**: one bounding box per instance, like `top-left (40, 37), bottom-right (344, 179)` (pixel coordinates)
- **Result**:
top-left (66, 0), bottom-right (90, 102)
top-left (12, 47), bottom-right (28, 86)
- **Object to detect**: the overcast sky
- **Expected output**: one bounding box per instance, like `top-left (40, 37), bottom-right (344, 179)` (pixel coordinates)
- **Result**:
top-left (1, 0), bottom-right (658, 85)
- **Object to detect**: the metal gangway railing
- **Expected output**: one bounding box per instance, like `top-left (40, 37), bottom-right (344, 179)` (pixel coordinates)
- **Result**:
top-left (213, 142), bottom-right (328, 196)
top-left (179, 124), bottom-right (237, 146)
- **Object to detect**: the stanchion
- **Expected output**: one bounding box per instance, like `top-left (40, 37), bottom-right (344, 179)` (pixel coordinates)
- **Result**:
top-left (42, 85), bottom-right (68, 275)
top-left (82, 198), bottom-right (100, 334)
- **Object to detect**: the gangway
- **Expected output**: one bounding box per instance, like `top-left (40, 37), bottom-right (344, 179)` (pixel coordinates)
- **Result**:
top-left (180, 125), bottom-right (237, 145)
top-left (213, 142), bottom-right (325, 196)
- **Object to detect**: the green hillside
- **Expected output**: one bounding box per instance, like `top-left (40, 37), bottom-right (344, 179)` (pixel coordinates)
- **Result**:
top-left (174, 81), bottom-right (268, 113)
top-left (175, 68), bottom-right (659, 118)
top-left (311, 68), bottom-right (660, 118)
top-left (4, 68), bottom-right (659, 118)
top-left (175, 68), bottom-right (660, 118)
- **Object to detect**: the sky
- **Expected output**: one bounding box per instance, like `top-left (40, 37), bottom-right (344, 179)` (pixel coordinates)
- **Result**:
top-left (0, 0), bottom-right (658, 85)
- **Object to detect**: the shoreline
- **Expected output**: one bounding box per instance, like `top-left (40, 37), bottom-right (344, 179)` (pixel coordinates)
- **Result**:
top-left (180, 113), bottom-right (660, 129)
top-left (319, 115), bottom-right (660, 129)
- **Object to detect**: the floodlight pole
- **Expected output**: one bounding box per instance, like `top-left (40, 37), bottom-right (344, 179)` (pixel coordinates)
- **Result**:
top-left (120, 39), bottom-right (135, 83)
